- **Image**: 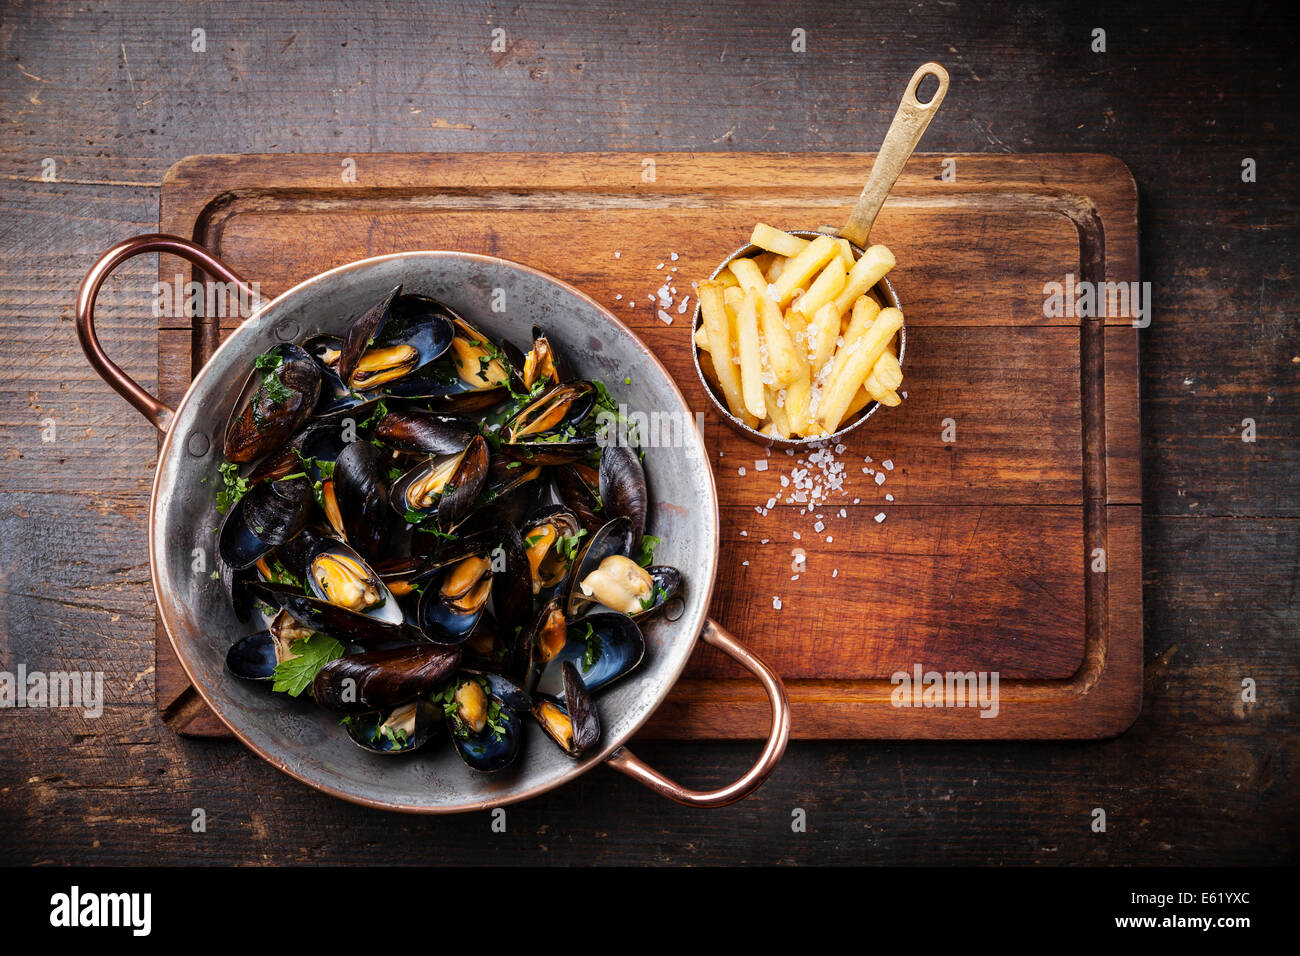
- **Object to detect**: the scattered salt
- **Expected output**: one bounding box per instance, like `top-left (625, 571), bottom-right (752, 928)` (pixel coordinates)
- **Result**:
top-left (738, 467), bottom-right (746, 476)
top-left (772, 596), bottom-right (782, 610)
top-left (875, 472), bottom-right (886, 486)
top-left (883, 459), bottom-right (894, 471)
top-left (885, 493), bottom-right (894, 502)
top-left (754, 459), bottom-right (768, 472)
top-left (874, 512), bottom-right (886, 523)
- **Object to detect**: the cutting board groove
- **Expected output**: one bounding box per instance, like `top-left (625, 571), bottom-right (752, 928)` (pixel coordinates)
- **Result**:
top-left (154, 152), bottom-right (1141, 739)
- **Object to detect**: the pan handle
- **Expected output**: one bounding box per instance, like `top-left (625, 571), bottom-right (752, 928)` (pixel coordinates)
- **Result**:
top-left (604, 618), bottom-right (791, 808)
top-left (75, 233), bottom-right (257, 434)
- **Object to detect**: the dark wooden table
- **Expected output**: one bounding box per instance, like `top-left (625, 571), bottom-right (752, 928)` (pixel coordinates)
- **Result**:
top-left (0, 0), bottom-right (1294, 865)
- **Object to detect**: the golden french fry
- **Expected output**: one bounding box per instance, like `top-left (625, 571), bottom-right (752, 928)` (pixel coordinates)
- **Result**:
top-left (763, 254), bottom-right (786, 283)
top-left (795, 256), bottom-right (847, 318)
top-left (783, 305), bottom-right (809, 354)
top-left (693, 322), bottom-right (711, 353)
top-left (728, 256), bottom-right (767, 293)
top-left (815, 307), bottom-right (904, 433)
top-left (699, 282), bottom-right (755, 426)
top-left (763, 385), bottom-right (792, 438)
top-left (714, 270), bottom-right (740, 290)
top-left (698, 345), bottom-right (721, 389)
top-left (771, 235), bottom-right (839, 306)
top-left (752, 251), bottom-right (777, 274)
top-left (723, 284), bottom-right (745, 316)
top-left (757, 294), bottom-right (801, 385)
top-left (845, 385), bottom-right (875, 418)
top-left (835, 237), bottom-right (856, 273)
top-left (872, 350), bottom-right (903, 390)
top-left (785, 370), bottom-right (812, 436)
top-left (831, 244), bottom-right (895, 316)
top-left (735, 291), bottom-right (767, 419)
top-left (749, 223), bottom-right (810, 258)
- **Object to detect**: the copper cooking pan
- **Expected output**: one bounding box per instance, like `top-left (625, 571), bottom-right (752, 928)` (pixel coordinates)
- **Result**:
top-left (77, 234), bottom-right (790, 812)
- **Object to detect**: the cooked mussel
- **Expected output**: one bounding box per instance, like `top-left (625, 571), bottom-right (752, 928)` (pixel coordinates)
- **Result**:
top-left (251, 581), bottom-right (411, 647)
top-left (534, 612), bottom-right (646, 699)
top-left (416, 550), bottom-right (493, 645)
top-left (336, 288), bottom-right (455, 393)
top-left (343, 699), bottom-right (442, 754)
top-left (565, 517), bottom-right (681, 620)
top-left (374, 410), bottom-right (476, 457)
top-left (306, 537), bottom-right (404, 625)
top-left (385, 315), bottom-right (512, 411)
top-left (225, 609), bottom-right (316, 681)
top-left (224, 344), bottom-right (323, 464)
top-left (390, 434), bottom-right (488, 533)
top-left (533, 661), bottom-right (600, 758)
top-left (552, 458), bottom-right (604, 533)
top-left (217, 475), bottom-right (314, 571)
top-left (503, 325), bottom-right (569, 393)
top-left (332, 440), bottom-right (395, 564)
top-left (502, 382), bottom-right (599, 465)
top-left (442, 671), bottom-right (529, 773)
top-left (598, 443), bottom-right (648, 546)
top-left (521, 505), bottom-right (584, 596)
top-left (312, 643), bottom-right (462, 713)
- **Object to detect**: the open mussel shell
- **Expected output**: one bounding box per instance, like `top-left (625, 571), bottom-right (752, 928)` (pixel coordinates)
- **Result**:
top-left (491, 522), bottom-right (532, 638)
top-left (517, 592), bottom-right (568, 685)
top-left (343, 699), bottom-right (442, 755)
top-left (416, 550), bottom-right (493, 645)
top-left (312, 643), bottom-right (462, 713)
top-left (217, 476), bottom-right (313, 571)
top-left (385, 314), bottom-right (512, 410)
top-left (564, 517), bottom-right (635, 616)
top-left (250, 581), bottom-right (411, 648)
top-left (503, 325), bottom-right (569, 393)
top-left (534, 661), bottom-right (600, 758)
top-left (444, 671), bottom-right (529, 773)
top-left (225, 609), bottom-right (316, 681)
top-left (502, 382), bottom-right (599, 465)
top-left (521, 504), bottom-right (584, 597)
top-left (333, 440), bottom-right (394, 564)
top-left (223, 344), bottom-right (323, 464)
top-left (390, 434), bottom-right (488, 533)
top-left (598, 443), bottom-right (648, 547)
top-left (534, 612), bottom-right (646, 699)
top-left (305, 537), bottom-right (405, 626)
top-left (374, 409), bottom-right (476, 457)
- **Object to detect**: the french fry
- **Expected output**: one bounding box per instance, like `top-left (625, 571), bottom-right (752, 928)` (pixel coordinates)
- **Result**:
top-left (785, 370), bottom-right (812, 435)
top-left (814, 307), bottom-right (904, 433)
top-left (728, 256), bottom-right (768, 293)
top-left (694, 322), bottom-right (711, 352)
top-left (714, 270), bottom-right (740, 290)
top-left (735, 291), bottom-right (767, 419)
top-left (844, 385), bottom-right (875, 418)
top-left (749, 223), bottom-right (810, 258)
top-left (698, 281), bottom-right (755, 426)
top-left (872, 350), bottom-right (903, 390)
top-left (863, 369), bottom-right (902, 406)
top-left (757, 294), bottom-right (801, 385)
top-left (723, 285), bottom-right (746, 315)
top-left (771, 235), bottom-right (839, 306)
top-left (763, 254), bottom-right (786, 283)
top-left (752, 251), bottom-right (777, 274)
top-left (830, 244), bottom-right (896, 316)
top-left (794, 256), bottom-right (847, 318)
top-left (763, 385), bottom-right (792, 438)
top-left (835, 237), bottom-right (857, 273)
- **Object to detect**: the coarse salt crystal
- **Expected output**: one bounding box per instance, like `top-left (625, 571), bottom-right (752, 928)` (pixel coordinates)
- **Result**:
top-left (832, 568), bottom-right (839, 578)
top-left (780, 475), bottom-right (790, 487)
top-left (740, 530), bottom-right (748, 537)
top-left (742, 560), bottom-right (749, 566)
top-left (614, 294), bottom-right (623, 300)
top-left (885, 493), bottom-right (894, 502)
top-left (839, 508), bottom-right (847, 518)
top-left (826, 536), bottom-right (833, 543)
top-left (657, 309), bottom-right (674, 324)
top-left (738, 467), bottom-right (746, 476)
top-left (766, 497), bottom-right (776, 509)
top-left (772, 596), bottom-right (782, 610)
top-left (883, 459), bottom-right (894, 470)
top-left (754, 459), bottom-right (768, 471)
top-left (874, 512), bottom-right (886, 523)
top-left (875, 472), bottom-right (886, 486)
top-left (814, 521), bottom-right (825, 532)
top-left (792, 531), bottom-right (801, 540)
top-left (670, 252), bottom-right (679, 261)
top-left (677, 297), bottom-right (690, 314)
top-left (614, 251), bottom-right (622, 259)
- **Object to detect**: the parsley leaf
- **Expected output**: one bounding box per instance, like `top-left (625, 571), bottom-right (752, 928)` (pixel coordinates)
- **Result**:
top-left (215, 461), bottom-right (250, 515)
top-left (582, 622), bottom-right (603, 669)
top-left (270, 634), bottom-right (345, 697)
top-left (636, 534), bottom-right (661, 568)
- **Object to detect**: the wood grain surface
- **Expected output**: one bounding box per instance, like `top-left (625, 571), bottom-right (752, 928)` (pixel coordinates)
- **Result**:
top-left (0, 0), bottom-right (1294, 865)
top-left (150, 150), bottom-right (1141, 740)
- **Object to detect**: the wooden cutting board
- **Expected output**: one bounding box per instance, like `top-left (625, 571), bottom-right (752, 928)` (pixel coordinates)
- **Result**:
top-left (153, 152), bottom-right (1141, 740)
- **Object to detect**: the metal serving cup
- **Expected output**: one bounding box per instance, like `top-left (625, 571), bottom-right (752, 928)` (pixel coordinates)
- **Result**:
top-left (691, 61), bottom-right (947, 448)
top-left (692, 230), bottom-right (904, 449)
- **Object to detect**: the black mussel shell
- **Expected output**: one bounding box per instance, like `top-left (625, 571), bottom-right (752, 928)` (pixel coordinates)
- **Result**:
top-left (250, 581), bottom-right (411, 647)
top-left (552, 459), bottom-right (604, 534)
top-left (491, 521), bottom-right (532, 638)
top-left (333, 440), bottom-right (394, 564)
top-left (224, 344), bottom-right (322, 464)
top-left (598, 443), bottom-right (648, 547)
top-left (389, 434), bottom-right (488, 533)
top-left (336, 289), bottom-right (456, 393)
top-left (636, 565), bottom-right (683, 620)
top-left (225, 629), bottom-right (279, 681)
top-left (534, 612), bottom-right (646, 699)
top-left (313, 643), bottom-right (462, 713)
top-left (520, 504), bottom-right (584, 597)
top-left (517, 593), bottom-right (568, 687)
top-left (217, 476), bottom-right (313, 571)
top-left (416, 552), bottom-right (493, 645)
top-left (504, 325), bottom-right (569, 393)
top-left (502, 382), bottom-right (599, 465)
top-left (534, 661), bottom-right (600, 757)
top-left (343, 699), bottom-right (442, 754)
top-left (462, 617), bottom-right (513, 672)
top-left (408, 526), bottom-right (497, 575)
top-left (336, 286), bottom-right (401, 389)
top-left (564, 517), bottom-right (636, 617)
top-left (305, 537), bottom-right (405, 626)
top-left (374, 410), bottom-right (476, 456)
top-left (385, 315), bottom-right (511, 409)
top-left (270, 523), bottom-right (328, 583)
top-left (444, 671), bottom-right (528, 773)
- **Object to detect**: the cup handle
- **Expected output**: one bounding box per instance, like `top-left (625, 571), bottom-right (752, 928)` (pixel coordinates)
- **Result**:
top-left (840, 61), bottom-right (949, 248)
top-left (604, 618), bottom-right (791, 808)
top-left (75, 233), bottom-right (258, 434)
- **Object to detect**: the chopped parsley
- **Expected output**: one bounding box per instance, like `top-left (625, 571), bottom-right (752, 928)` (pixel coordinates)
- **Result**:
top-left (581, 622), bottom-right (603, 669)
top-left (270, 633), bottom-right (345, 697)
top-left (636, 534), bottom-right (661, 568)
top-left (215, 461), bottom-right (250, 515)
